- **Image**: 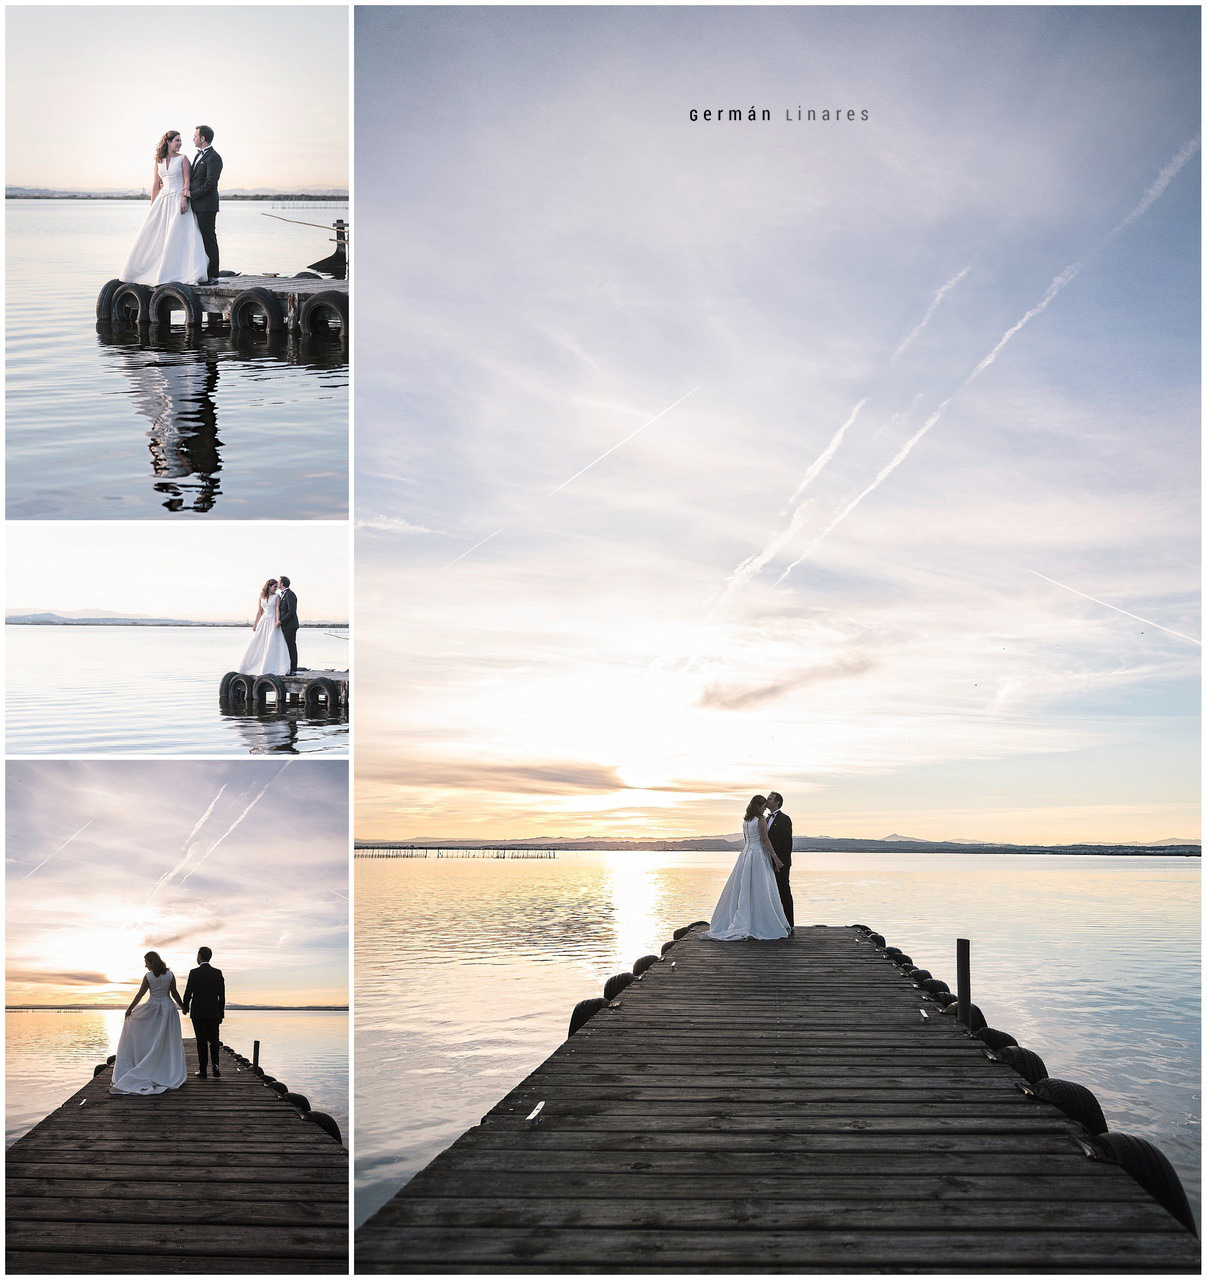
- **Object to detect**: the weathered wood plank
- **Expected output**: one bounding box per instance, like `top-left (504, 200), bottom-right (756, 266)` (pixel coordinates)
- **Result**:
top-left (357, 924), bottom-right (1198, 1273)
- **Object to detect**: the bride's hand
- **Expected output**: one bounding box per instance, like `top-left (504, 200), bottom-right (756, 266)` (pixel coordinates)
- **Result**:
top-left (180, 195), bottom-right (189, 215)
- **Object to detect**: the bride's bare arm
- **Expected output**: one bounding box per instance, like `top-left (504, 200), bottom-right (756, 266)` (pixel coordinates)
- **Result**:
top-left (759, 815), bottom-right (783, 870)
top-left (180, 156), bottom-right (191, 214)
top-left (150, 163), bottom-right (162, 203)
top-left (253, 600), bottom-right (264, 627)
top-left (170, 974), bottom-right (184, 1009)
top-left (125, 974), bottom-right (150, 1018)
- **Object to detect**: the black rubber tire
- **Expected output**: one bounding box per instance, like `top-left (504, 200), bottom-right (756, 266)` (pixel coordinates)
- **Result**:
top-left (932, 990), bottom-right (958, 1007)
top-left (149, 281), bottom-right (203, 330)
top-left (884, 946), bottom-right (903, 958)
top-left (893, 954), bottom-right (913, 968)
top-left (602, 972), bottom-right (634, 1001)
top-left (226, 673), bottom-right (253, 704)
top-left (975, 1027), bottom-right (1019, 1052)
top-left (96, 278), bottom-right (123, 322)
top-left (868, 932), bottom-right (885, 947)
top-left (305, 1111), bottom-right (343, 1145)
top-left (852, 924), bottom-right (871, 934)
top-left (304, 676), bottom-right (339, 714)
top-left (673, 922), bottom-right (710, 940)
top-left (997, 1044), bottom-right (1049, 1084)
top-left (660, 940), bottom-right (676, 955)
top-left (110, 282), bottom-right (153, 327)
top-left (229, 286), bottom-right (286, 332)
top-left (1033, 1077), bottom-right (1108, 1135)
top-left (941, 1001), bottom-right (987, 1031)
top-left (299, 289), bottom-right (349, 337)
top-left (568, 996), bottom-right (608, 1037)
top-left (920, 978), bottom-right (951, 994)
top-left (106, 1054), bottom-right (116, 1065)
top-left (1091, 1132), bottom-right (1197, 1234)
top-left (253, 674), bottom-right (287, 710)
top-left (218, 671), bottom-right (241, 700)
top-left (632, 954), bottom-right (659, 976)
top-left (270, 1080), bottom-right (288, 1095)
top-left (281, 1091), bottom-right (311, 1112)
top-left (93, 1062), bottom-right (108, 1077)
top-left (907, 969), bottom-right (932, 984)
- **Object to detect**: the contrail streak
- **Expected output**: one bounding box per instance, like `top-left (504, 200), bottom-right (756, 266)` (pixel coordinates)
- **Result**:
top-left (892, 265), bottom-right (972, 363)
top-left (447, 386), bottom-right (700, 564)
top-left (23, 820), bottom-right (93, 879)
top-left (1030, 570), bottom-right (1200, 647)
top-left (787, 399), bottom-right (866, 505)
top-left (546, 386), bottom-right (701, 497)
top-left (178, 766), bottom-right (289, 886)
top-left (775, 140), bottom-right (1197, 582)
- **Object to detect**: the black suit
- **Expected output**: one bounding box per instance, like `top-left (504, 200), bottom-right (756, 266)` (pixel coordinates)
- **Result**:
top-left (191, 148), bottom-right (222, 279)
top-left (767, 809), bottom-right (794, 927)
top-left (278, 588), bottom-right (299, 674)
top-left (183, 963), bottom-right (225, 1075)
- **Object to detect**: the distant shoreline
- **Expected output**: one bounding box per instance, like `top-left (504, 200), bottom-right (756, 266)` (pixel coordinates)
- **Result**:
top-left (7, 619), bottom-right (348, 628)
top-left (7, 192), bottom-right (348, 202)
top-left (7, 1005), bottom-right (348, 1012)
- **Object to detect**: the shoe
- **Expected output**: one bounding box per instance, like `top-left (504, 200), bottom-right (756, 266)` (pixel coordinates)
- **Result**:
top-left (212, 1068), bottom-right (221, 1078)
top-left (193, 1071), bottom-right (208, 1079)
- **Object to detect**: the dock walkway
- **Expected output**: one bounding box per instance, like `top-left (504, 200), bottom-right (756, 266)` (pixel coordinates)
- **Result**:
top-left (6, 1039), bottom-right (347, 1273)
top-left (358, 924), bottom-right (1198, 1273)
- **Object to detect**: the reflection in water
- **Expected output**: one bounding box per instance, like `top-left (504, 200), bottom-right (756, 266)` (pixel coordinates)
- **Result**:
top-left (96, 324), bottom-right (346, 515)
top-left (221, 706), bottom-right (349, 755)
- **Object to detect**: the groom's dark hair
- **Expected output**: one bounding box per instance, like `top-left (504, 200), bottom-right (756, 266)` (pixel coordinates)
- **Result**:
top-left (198, 946), bottom-right (213, 962)
top-left (279, 576), bottom-right (290, 588)
top-left (196, 125), bottom-right (214, 144)
top-left (768, 792), bottom-right (783, 808)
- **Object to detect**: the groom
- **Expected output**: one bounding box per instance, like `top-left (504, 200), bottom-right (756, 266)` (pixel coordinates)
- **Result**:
top-left (182, 946), bottom-right (225, 1079)
top-left (278, 576), bottom-right (299, 675)
top-left (191, 125), bottom-right (223, 281)
top-left (766, 792), bottom-right (794, 930)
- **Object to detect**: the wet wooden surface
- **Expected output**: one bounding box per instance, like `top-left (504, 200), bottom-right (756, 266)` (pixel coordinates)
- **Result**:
top-left (6, 1039), bottom-right (347, 1274)
top-left (357, 924), bottom-right (1199, 1273)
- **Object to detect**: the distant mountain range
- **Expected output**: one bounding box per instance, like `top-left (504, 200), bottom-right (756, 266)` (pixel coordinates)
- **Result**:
top-left (7, 186), bottom-right (347, 200)
top-left (358, 833), bottom-right (1200, 855)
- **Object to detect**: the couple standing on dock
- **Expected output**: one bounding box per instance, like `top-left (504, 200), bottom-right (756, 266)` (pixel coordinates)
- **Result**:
top-left (705, 792), bottom-right (795, 941)
top-left (121, 126), bottom-right (223, 287)
top-left (239, 577), bottom-right (300, 677)
top-left (109, 948), bottom-right (226, 1095)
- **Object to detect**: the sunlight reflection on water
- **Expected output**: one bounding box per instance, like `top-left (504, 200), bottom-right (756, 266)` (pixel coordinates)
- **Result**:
top-left (354, 850), bottom-right (1199, 1227)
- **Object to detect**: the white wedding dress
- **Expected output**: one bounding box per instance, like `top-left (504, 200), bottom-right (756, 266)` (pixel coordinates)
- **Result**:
top-left (120, 155), bottom-right (209, 286)
top-left (705, 817), bottom-right (791, 940)
top-left (239, 592), bottom-right (291, 675)
top-left (109, 969), bottom-right (187, 1095)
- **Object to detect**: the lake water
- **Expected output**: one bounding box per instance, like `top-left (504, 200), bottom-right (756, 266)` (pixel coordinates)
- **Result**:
top-left (6, 1008), bottom-right (348, 1148)
top-left (354, 849), bottom-right (1200, 1229)
top-left (6, 200), bottom-right (348, 520)
top-left (7, 625), bottom-right (349, 755)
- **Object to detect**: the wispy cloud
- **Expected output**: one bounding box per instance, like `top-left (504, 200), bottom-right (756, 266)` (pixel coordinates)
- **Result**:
top-left (892, 265), bottom-right (972, 363)
top-left (357, 515), bottom-right (437, 535)
top-left (700, 655), bottom-right (876, 711)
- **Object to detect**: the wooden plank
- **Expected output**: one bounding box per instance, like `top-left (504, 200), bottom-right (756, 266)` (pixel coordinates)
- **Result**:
top-left (357, 924), bottom-right (1199, 1273)
top-left (7, 1039), bottom-right (347, 1274)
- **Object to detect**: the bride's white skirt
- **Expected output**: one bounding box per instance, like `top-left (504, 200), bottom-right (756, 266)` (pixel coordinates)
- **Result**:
top-left (109, 998), bottom-right (186, 1095)
top-left (239, 617), bottom-right (291, 676)
top-left (705, 843), bottom-right (790, 940)
top-left (121, 191), bottom-right (208, 287)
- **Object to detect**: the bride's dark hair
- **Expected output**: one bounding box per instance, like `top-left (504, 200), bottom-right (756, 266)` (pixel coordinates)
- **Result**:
top-left (261, 578), bottom-right (278, 600)
top-left (144, 951), bottom-right (167, 976)
top-left (154, 131), bottom-right (181, 164)
top-left (744, 794), bottom-right (768, 822)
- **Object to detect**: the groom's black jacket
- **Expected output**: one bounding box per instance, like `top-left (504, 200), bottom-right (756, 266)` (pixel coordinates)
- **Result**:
top-left (183, 964), bottom-right (225, 1022)
top-left (768, 810), bottom-right (793, 867)
top-left (278, 588), bottom-right (299, 636)
top-left (191, 149), bottom-right (222, 213)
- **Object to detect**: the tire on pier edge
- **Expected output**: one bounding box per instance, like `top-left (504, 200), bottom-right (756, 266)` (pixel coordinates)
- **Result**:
top-left (1090, 1132), bottom-right (1197, 1234)
top-left (252, 674), bottom-right (287, 711)
top-left (96, 278), bottom-right (123, 323)
top-left (303, 676), bottom-right (339, 715)
top-left (223, 673), bottom-right (254, 705)
top-left (228, 287), bottom-right (286, 333)
top-left (305, 1111), bottom-right (343, 1145)
top-left (568, 997), bottom-right (607, 1037)
top-left (299, 289), bottom-right (349, 338)
top-left (110, 282), bottom-right (153, 327)
top-left (1032, 1077), bottom-right (1108, 1136)
top-left (149, 282), bottom-right (203, 331)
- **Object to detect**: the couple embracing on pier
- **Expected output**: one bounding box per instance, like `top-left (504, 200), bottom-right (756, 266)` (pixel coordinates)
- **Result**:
top-left (705, 792), bottom-right (796, 941)
top-left (108, 947), bottom-right (226, 1095)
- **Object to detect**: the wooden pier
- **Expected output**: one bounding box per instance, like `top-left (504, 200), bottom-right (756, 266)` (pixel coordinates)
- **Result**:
top-left (357, 924), bottom-right (1199, 1273)
top-left (220, 667), bottom-right (349, 716)
top-left (6, 1039), bottom-right (347, 1274)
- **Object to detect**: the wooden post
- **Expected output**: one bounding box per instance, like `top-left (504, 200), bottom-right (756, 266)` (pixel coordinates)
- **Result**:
top-left (956, 938), bottom-right (971, 1030)
top-left (253, 1039), bottom-right (261, 1069)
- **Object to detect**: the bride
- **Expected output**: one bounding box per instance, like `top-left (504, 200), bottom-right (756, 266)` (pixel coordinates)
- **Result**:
top-left (120, 130), bottom-right (209, 286)
top-left (109, 951), bottom-right (187, 1095)
top-left (705, 795), bottom-right (791, 940)
top-left (239, 579), bottom-right (291, 676)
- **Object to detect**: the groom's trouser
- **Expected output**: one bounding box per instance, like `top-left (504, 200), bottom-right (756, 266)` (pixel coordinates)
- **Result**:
top-left (196, 210), bottom-right (219, 279)
top-left (281, 627), bottom-right (298, 673)
top-left (775, 865), bottom-right (795, 928)
top-left (191, 1016), bottom-right (222, 1073)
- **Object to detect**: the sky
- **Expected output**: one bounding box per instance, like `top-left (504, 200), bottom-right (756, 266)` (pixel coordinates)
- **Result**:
top-left (6, 6), bottom-right (348, 191)
top-left (6, 521), bottom-right (350, 621)
top-left (6, 760), bottom-right (348, 1007)
top-left (355, 6), bottom-right (1200, 846)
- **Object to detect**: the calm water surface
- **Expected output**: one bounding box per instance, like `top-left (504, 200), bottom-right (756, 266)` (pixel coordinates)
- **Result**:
top-left (6, 1009), bottom-right (348, 1147)
top-left (7, 625), bottom-right (349, 755)
top-left (7, 200), bottom-right (348, 519)
top-left (355, 850), bottom-right (1200, 1227)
